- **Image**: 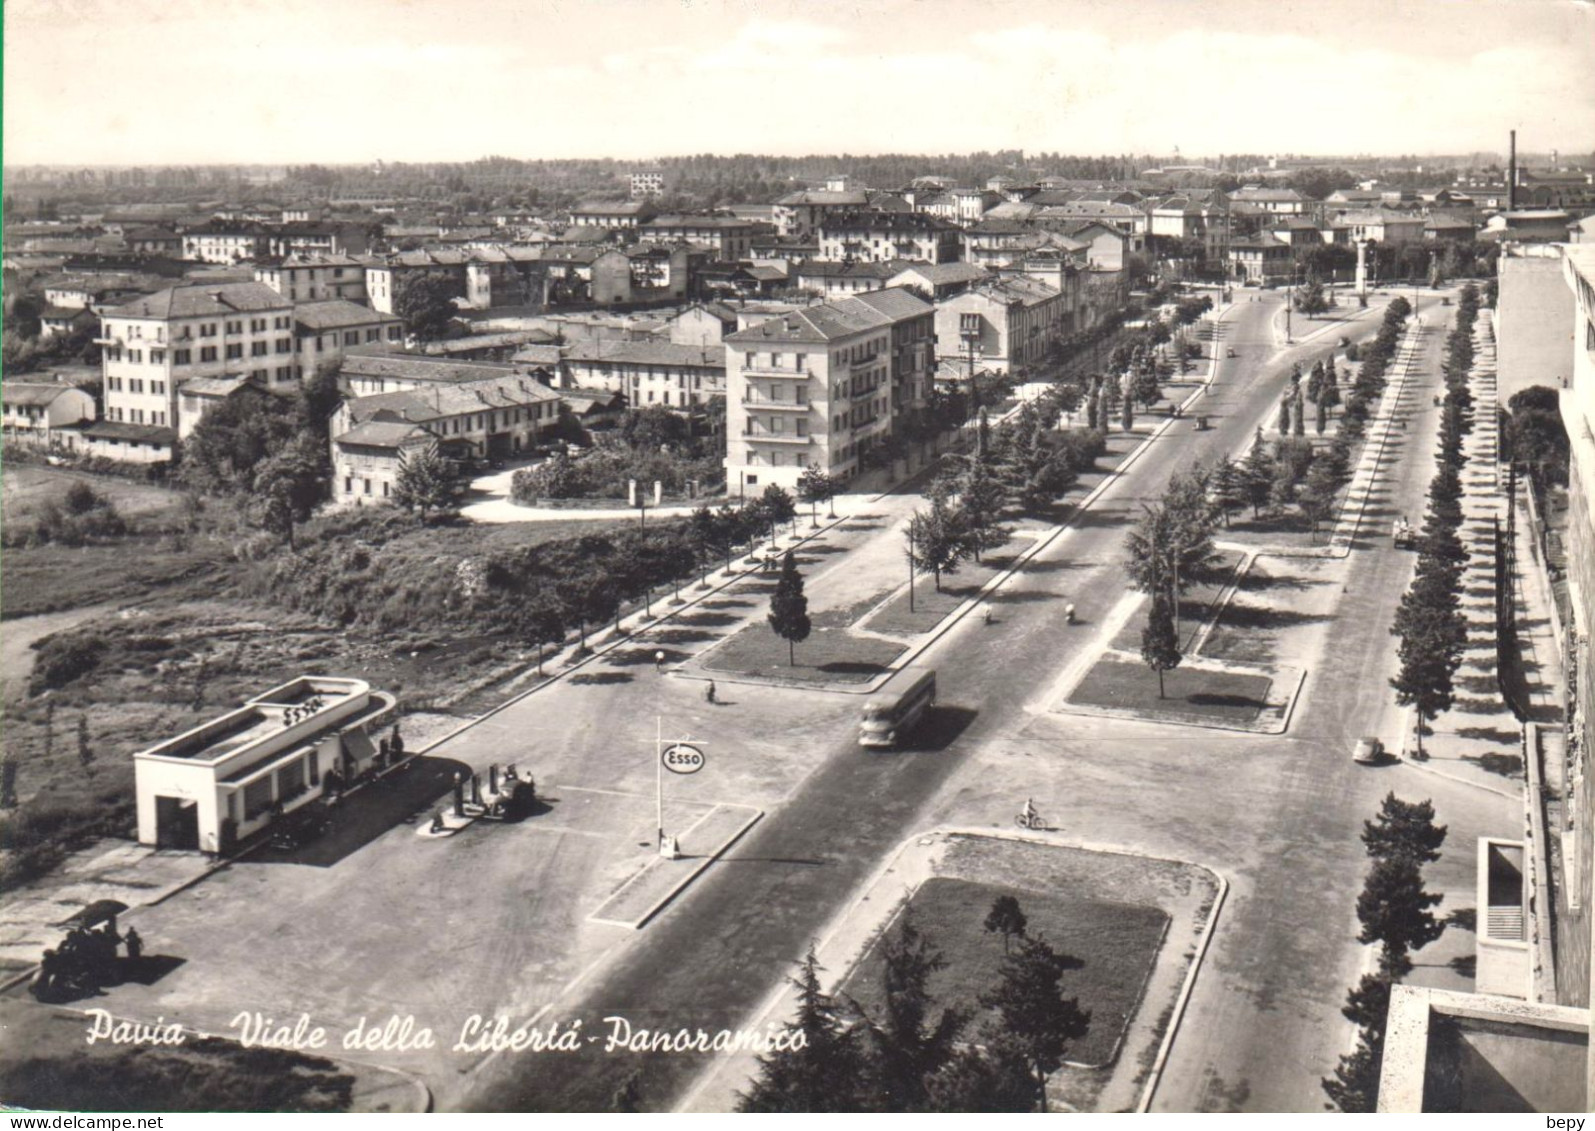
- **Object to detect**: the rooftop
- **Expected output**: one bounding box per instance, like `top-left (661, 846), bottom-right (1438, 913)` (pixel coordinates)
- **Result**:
top-left (348, 375), bottom-right (560, 424)
top-left (564, 341), bottom-right (725, 368)
top-left (103, 281), bottom-right (290, 320)
top-left (340, 348), bottom-right (523, 385)
top-left (293, 299), bottom-right (397, 331)
top-left (2, 381), bottom-right (87, 407)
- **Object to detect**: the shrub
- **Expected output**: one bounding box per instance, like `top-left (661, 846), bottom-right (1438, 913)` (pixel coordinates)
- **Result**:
top-left (1345, 343), bottom-right (1360, 362)
top-left (28, 635), bottom-right (107, 695)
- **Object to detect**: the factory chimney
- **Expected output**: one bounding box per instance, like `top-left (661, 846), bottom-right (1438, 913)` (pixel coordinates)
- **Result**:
top-left (1508, 130), bottom-right (1517, 211)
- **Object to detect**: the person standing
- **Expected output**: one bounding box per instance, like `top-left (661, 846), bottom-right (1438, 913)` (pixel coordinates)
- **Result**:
top-left (123, 927), bottom-right (143, 962)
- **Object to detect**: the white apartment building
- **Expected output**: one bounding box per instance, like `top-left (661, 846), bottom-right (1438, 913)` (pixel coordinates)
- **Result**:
top-left (97, 282), bottom-right (296, 433)
top-left (723, 287), bottom-right (933, 491)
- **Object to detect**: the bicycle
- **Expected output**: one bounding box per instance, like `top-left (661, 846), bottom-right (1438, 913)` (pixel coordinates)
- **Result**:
top-left (1014, 810), bottom-right (1045, 830)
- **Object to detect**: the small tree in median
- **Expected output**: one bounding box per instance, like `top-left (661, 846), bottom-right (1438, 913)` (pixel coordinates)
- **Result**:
top-left (1362, 793), bottom-right (1448, 867)
top-left (1140, 591), bottom-right (1183, 698)
top-left (907, 498), bottom-right (971, 591)
top-left (767, 551), bottom-right (812, 666)
top-left (983, 895), bottom-right (1028, 954)
top-left (761, 483), bottom-right (798, 539)
top-left (1356, 855), bottom-right (1446, 975)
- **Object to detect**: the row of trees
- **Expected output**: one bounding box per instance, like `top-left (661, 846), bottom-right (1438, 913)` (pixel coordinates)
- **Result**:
top-left (1323, 795), bottom-right (1449, 1112)
top-left (1389, 287), bottom-right (1477, 756)
top-left (738, 897), bottom-right (1089, 1112)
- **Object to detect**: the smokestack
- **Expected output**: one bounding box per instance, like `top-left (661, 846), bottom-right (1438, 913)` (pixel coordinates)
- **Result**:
top-left (1508, 130), bottom-right (1516, 211)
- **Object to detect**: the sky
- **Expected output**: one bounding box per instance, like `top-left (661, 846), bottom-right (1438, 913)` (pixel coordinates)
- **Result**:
top-left (4, 0), bottom-right (1593, 166)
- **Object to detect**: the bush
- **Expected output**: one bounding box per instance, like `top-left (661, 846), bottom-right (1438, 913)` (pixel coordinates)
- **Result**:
top-left (28, 635), bottom-right (107, 695)
top-left (1345, 343), bottom-right (1360, 362)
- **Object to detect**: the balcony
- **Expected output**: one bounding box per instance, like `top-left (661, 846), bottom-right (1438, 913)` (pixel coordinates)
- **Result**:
top-left (740, 365), bottom-right (813, 379)
top-left (741, 430), bottom-right (812, 445)
top-left (742, 397), bottom-right (809, 411)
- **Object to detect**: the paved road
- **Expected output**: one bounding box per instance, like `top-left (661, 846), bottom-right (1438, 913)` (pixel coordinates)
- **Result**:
top-left (464, 291), bottom-right (1508, 1111)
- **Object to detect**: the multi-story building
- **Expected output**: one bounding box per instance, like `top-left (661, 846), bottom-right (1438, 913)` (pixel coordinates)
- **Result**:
top-left (636, 214), bottom-right (757, 261)
top-left (180, 223), bottom-right (267, 264)
top-left (1329, 209), bottom-right (1426, 245)
top-left (723, 286), bottom-right (933, 491)
top-left (254, 255), bottom-right (369, 303)
top-left (772, 190), bottom-right (869, 239)
top-left (631, 170), bottom-right (665, 200)
top-left (293, 300), bottom-right (405, 377)
top-left (816, 210), bottom-right (960, 264)
top-left (569, 201), bottom-right (650, 229)
top-left (265, 225), bottom-right (345, 259)
top-left (561, 341), bottom-right (725, 408)
top-left (97, 281), bottom-right (296, 440)
top-left (1227, 186), bottom-right (1310, 215)
top-left (886, 262), bottom-right (990, 301)
top-left (933, 277), bottom-right (1068, 376)
top-left (330, 373), bottom-right (562, 481)
top-left (1227, 234), bottom-right (1294, 285)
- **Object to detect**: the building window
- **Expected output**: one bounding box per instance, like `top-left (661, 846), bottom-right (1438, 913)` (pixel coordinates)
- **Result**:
top-left (276, 338), bottom-right (292, 354)
top-left (201, 346), bottom-right (218, 362)
top-left (150, 349), bottom-right (165, 364)
top-left (251, 342), bottom-right (268, 357)
top-left (173, 349), bottom-right (191, 365)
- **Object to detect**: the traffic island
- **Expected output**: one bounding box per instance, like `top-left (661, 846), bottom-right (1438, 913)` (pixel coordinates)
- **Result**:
top-left (839, 876), bottom-right (1168, 1071)
top-left (588, 804), bottom-right (763, 929)
top-left (701, 832), bottom-right (1225, 1116)
top-left (699, 624), bottom-right (906, 686)
top-left (1061, 653), bottom-right (1302, 734)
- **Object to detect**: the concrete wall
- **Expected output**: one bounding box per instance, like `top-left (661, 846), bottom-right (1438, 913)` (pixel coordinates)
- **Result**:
top-left (1498, 252), bottom-right (1575, 406)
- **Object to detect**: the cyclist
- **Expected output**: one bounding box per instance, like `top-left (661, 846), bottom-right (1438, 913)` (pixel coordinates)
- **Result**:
top-left (1022, 798), bottom-right (1038, 828)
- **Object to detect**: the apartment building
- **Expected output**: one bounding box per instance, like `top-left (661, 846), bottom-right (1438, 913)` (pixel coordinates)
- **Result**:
top-left (561, 341), bottom-right (725, 408)
top-left (181, 223), bottom-right (267, 264)
top-left (255, 256), bottom-right (369, 303)
top-left (97, 281), bottom-right (295, 436)
top-left (331, 373), bottom-right (562, 484)
top-left (723, 287), bottom-right (933, 491)
top-left (637, 214), bottom-right (757, 260)
top-left (772, 190), bottom-right (869, 239)
top-left (293, 300), bottom-right (405, 377)
top-left (631, 170), bottom-right (665, 199)
top-left (1, 381), bottom-right (95, 450)
top-left (933, 276), bottom-right (1068, 376)
top-left (816, 210), bottom-right (961, 264)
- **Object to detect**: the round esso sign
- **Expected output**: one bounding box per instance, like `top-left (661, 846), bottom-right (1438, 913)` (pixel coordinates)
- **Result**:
top-left (661, 744), bottom-right (706, 775)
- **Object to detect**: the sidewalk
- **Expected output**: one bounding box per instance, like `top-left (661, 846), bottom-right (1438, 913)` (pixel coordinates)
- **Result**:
top-left (1399, 308), bottom-right (1526, 799)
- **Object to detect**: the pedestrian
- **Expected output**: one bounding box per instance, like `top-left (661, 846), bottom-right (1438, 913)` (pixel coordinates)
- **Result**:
top-left (123, 927), bottom-right (143, 962)
top-left (654, 650), bottom-right (665, 672)
top-left (705, 680), bottom-right (717, 705)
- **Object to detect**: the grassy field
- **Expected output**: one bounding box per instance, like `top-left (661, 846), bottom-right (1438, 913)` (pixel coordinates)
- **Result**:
top-left (1067, 658), bottom-right (1275, 727)
top-left (840, 877), bottom-right (1169, 1068)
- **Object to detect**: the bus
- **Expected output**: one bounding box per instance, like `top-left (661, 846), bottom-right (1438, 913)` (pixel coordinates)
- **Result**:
top-left (859, 667), bottom-right (937, 749)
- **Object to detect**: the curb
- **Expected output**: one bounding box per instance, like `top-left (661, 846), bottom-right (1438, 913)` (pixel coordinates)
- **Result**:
top-left (1137, 865), bottom-right (1230, 1113)
top-left (588, 806), bottom-right (764, 930)
top-left (407, 508), bottom-right (857, 756)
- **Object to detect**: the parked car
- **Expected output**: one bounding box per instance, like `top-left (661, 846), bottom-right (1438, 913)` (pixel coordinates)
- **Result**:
top-left (1352, 737), bottom-right (1387, 765)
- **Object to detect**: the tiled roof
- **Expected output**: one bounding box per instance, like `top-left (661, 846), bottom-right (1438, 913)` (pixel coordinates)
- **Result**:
top-left (793, 259), bottom-right (915, 279)
top-left (564, 341), bottom-right (725, 368)
top-left (84, 421), bottom-right (176, 444)
top-left (726, 286), bottom-right (929, 345)
top-left (819, 210), bottom-right (958, 233)
top-left (39, 304), bottom-right (94, 321)
top-left (179, 376), bottom-right (253, 398)
top-left (641, 215), bottom-right (753, 230)
top-left (103, 281), bottom-right (291, 319)
top-left (572, 201), bottom-right (648, 215)
top-left (340, 349), bottom-right (523, 384)
top-left (2, 381), bottom-right (86, 407)
top-left (969, 276), bottom-right (1061, 307)
top-left (775, 191), bottom-right (869, 207)
top-left (293, 300), bottom-right (396, 331)
top-left (888, 262), bottom-right (990, 285)
top-left (334, 421), bottom-right (434, 449)
top-left (349, 376), bottom-right (560, 424)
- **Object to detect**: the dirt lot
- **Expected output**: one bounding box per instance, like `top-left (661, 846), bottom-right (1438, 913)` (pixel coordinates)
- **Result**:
top-left (0, 464), bottom-right (642, 889)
